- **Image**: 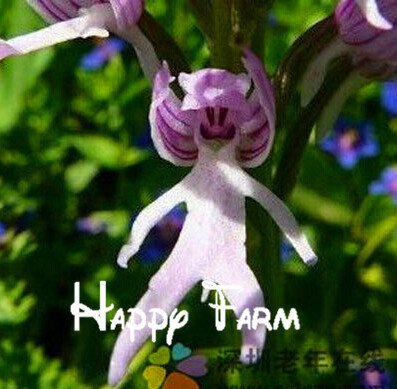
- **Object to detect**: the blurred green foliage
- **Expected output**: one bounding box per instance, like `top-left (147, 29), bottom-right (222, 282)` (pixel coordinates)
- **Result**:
top-left (0, 0), bottom-right (396, 388)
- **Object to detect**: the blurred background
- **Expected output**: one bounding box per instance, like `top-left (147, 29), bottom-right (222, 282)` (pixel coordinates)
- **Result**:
top-left (0, 0), bottom-right (396, 388)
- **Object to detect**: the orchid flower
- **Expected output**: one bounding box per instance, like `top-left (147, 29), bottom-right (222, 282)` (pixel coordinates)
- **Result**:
top-left (300, 0), bottom-right (397, 137)
top-left (0, 0), bottom-right (160, 81)
top-left (356, 0), bottom-right (393, 29)
top-left (108, 48), bottom-right (318, 386)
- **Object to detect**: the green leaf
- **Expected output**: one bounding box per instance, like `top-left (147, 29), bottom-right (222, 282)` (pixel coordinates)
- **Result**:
top-left (359, 264), bottom-right (391, 292)
top-left (65, 135), bottom-right (149, 169)
top-left (291, 185), bottom-right (353, 227)
top-left (357, 214), bottom-right (397, 267)
top-left (89, 210), bottom-right (131, 238)
top-left (0, 281), bottom-right (36, 325)
top-left (65, 161), bottom-right (99, 193)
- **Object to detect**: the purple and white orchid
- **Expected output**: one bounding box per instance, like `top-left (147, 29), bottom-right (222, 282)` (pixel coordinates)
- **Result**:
top-left (0, 0), bottom-right (161, 80)
top-left (355, 0), bottom-right (393, 29)
top-left (107, 49), bottom-right (317, 386)
top-left (300, 0), bottom-right (397, 137)
top-left (335, 0), bottom-right (397, 77)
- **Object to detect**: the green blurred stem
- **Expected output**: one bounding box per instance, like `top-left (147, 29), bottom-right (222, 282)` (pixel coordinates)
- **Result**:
top-left (210, 0), bottom-right (241, 71)
top-left (139, 11), bottom-right (190, 75)
top-left (211, 0), bottom-right (232, 68)
top-left (273, 60), bottom-right (354, 200)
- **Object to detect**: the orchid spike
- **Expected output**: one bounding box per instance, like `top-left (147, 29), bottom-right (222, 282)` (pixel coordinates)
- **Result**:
top-left (0, 0), bottom-right (161, 81)
top-left (108, 48), bottom-right (317, 386)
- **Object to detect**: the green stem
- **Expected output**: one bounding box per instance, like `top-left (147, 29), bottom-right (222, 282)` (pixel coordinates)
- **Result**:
top-left (138, 11), bottom-right (190, 75)
top-left (273, 59), bottom-right (354, 200)
top-left (211, 0), bottom-right (241, 71)
top-left (212, 0), bottom-right (231, 68)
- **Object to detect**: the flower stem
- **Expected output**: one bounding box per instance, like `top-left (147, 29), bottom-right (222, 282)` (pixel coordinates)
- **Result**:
top-left (211, 0), bottom-right (241, 71)
top-left (274, 59), bottom-right (354, 200)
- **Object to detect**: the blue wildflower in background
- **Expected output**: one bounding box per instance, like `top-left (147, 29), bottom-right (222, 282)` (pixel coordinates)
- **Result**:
top-left (0, 221), bottom-right (7, 239)
top-left (138, 206), bottom-right (185, 264)
top-left (381, 82), bottom-right (397, 116)
top-left (134, 126), bottom-right (154, 150)
top-left (320, 117), bottom-right (379, 169)
top-left (76, 217), bottom-right (107, 235)
top-left (0, 221), bottom-right (7, 244)
top-left (359, 364), bottom-right (392, 389)
top-left (281, 239), bottom-right (294, 263)
top-left (369, 167), bottom-right (397, 204)
top-left (80, 38), bottom-right (127, 71)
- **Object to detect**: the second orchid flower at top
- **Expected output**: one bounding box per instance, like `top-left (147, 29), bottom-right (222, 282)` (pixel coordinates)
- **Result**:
top-left (301, 0), bottom-right (397, 134)
top-left (0, 0), bottom-right (161, 80)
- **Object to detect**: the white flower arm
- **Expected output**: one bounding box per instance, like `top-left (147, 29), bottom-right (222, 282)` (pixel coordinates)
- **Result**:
top-left (0, 5), bottom-right (113, 61)
top-left (117, 181), bottom-right (186, 268)
top-left (222, 164), bottom-right (317, 266)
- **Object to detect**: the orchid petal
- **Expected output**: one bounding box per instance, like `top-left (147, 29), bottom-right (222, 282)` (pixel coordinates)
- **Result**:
top-left (241, 48), bottom-right (275, 166)
top-left (221, 163), bottom-right (317, 266)
top-left (356, 0), bottom-right (393, 30)
top-left (238, 98), bottom-right (272, 168)
top-left (149, 63), bottom-right (198, 166)
top-left (300, 38), bottom-right (349, 107)
top-left (117, 181), bottom-right (187, 268)
top-left (242, 48), bottom-right (275, 122)
top-left (179, 69), bottom-right (250, 111)
top-left (0, 4), bottom-right (112, 61)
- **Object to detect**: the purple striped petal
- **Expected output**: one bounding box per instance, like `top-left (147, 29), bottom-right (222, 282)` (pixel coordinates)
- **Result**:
top-left (238, 98), bottom-right (271, 167)
top-left (150, 63), bottom-right (198, 166)
top-left (240, 48), bottom-right (275, 167)
top-left (356, 0), bottom-right (393, 29)
top-left (335, 0), bottom-right (397, 65)
top-left (27, 0), bottom-right (143, 28)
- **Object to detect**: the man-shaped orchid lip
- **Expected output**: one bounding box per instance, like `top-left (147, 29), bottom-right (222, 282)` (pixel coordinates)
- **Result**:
top-left (108, 48), bottom-right (317, 386)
